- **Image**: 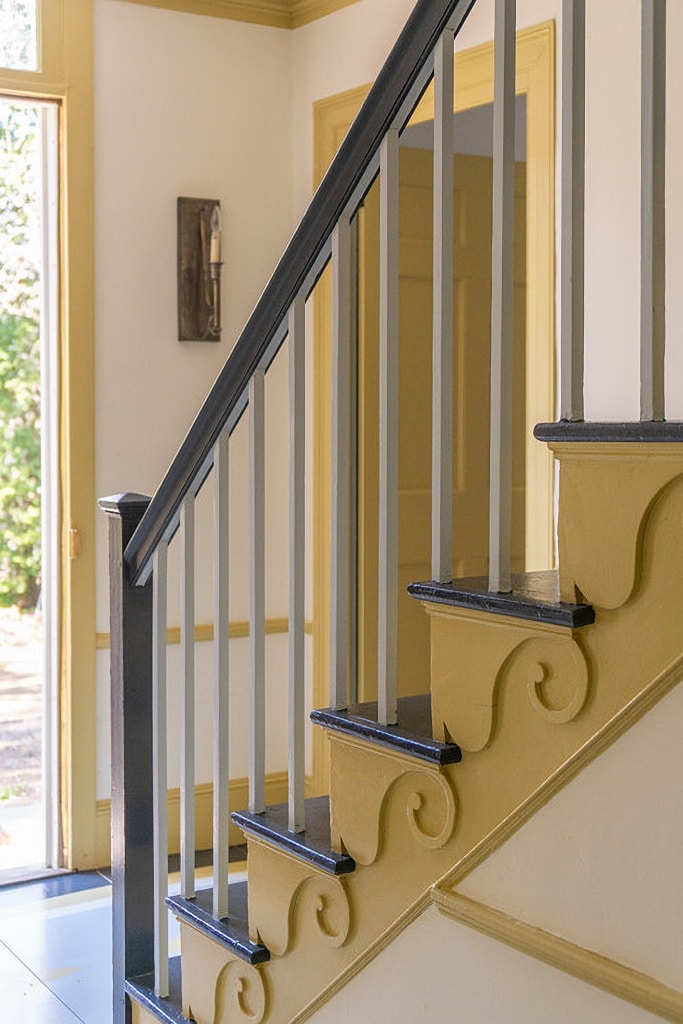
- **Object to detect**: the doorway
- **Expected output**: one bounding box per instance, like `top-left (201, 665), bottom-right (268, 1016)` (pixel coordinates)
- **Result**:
top-left (0, 97), bottom-right (60, 880)
top-left (355, 137), bottom-right (527, 702)
top-left (312, 21), bottom-right (556, 714)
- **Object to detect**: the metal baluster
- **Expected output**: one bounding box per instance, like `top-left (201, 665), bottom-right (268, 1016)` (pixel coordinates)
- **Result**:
top-left (179, 495), bottom-right (195, 899)
top-left (433, 28), bottom-right (455, 584)
top-left (488, 0), bottom-right (516, 594)
top-left (560, 0), bottom-right (586, 422)
top-left (640, 0), bottom-right (666, 421)
top-left (330, 216), bottom-right (352, 711)
top-left (250, 370), bottom-right (266, 814)
top-left (348, 217), bottom-right (360, 705)
top-left (213, 431), bottom-right (230, 919)
top-left (378, 128), bottom-right (399, 726)
top-left (289, 297), bottom-right (306, 833)
top-left (152, 541), bottom-right (168, 997)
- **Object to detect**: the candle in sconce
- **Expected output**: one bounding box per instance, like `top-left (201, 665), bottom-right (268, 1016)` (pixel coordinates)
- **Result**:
top-left (210, 204), bottom-right (221, 263)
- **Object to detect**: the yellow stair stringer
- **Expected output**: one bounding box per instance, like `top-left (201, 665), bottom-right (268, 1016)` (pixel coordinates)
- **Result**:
top-left (292, 646), bottom-right (683, 1024)
top-left (175, 646), bottom-right (683, 1024)
top-left (176, 446), bottom-right (683, 1024)
top-left (131, 1003), bottom-right (167, 1024)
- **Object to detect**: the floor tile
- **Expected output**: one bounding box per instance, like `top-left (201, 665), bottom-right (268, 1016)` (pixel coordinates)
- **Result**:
top-left (0, 881), bottom-right (112, 1023)
top-left (0, 938), bottom-right (83, 1024)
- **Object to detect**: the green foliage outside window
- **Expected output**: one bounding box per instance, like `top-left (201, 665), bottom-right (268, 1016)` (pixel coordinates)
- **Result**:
top-left (0, 0), bottom-right (38, 72)
top-left (0, 102), bottom-right (41, 609)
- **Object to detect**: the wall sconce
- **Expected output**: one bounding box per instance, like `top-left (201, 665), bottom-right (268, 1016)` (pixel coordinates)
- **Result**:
top-left (177, 197), bottom-right (222, 342)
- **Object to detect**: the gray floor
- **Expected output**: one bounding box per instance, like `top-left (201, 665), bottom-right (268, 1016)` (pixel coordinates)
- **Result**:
top-left (0, 872), bottom-right (113, 1024)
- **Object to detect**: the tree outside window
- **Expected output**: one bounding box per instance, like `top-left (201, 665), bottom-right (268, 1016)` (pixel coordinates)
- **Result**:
top-left (0, 102), bottom-right (41, 609)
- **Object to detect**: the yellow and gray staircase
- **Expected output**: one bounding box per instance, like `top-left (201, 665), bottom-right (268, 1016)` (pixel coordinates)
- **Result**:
top-left (125, 432), bottom-right (683, 1024)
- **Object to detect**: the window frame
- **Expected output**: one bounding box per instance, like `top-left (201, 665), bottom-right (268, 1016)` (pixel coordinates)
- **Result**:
top-left (0, 0), bottom-right (96, 870)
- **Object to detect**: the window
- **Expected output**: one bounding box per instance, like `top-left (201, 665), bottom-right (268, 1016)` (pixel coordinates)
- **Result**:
top-left (0, 0), bottom-right (38, 72)
top-left (0, 0), bottom-right (96, 870)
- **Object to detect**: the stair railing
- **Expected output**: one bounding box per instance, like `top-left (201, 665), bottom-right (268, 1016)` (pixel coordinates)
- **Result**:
top-left (102, 0), bottom-right (480, 1011)
top-left (101, 0), bottom-right (669, 1016)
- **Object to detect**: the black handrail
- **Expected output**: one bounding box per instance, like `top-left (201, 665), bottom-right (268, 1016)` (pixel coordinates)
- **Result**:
top-left (125, 0), bottom-right (477, 585)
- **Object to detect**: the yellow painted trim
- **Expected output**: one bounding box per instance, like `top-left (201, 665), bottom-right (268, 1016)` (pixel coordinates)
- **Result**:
top-left (0, 2), bottom-right (65, 95)
top-left (1, 2), bottom-right (96, 871)
top-left (289, 0), bottom-right (358, 28)
top-left (313, 83), bottom-right (371, 189)
top-left (433, 890), bottom-right (683, 1023)
top-left (60, 0), bottom-right (96, 874)
top-left (95, 617), bottom-right (313, 650)
top-left (115, 0), bottom-right (359, 29)
top-left (548, 440), bottom-right (683, 461)
top-left (291, 651), bottom-right (683, 1023)
top-left (423, 598), bottom-right (573, 635)
top-left (95, 770), bottom-right (319, 867)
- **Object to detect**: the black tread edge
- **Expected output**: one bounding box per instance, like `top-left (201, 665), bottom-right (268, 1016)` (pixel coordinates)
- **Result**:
top-left (534, 420), bottom-right (683, 443)
top-left (126, 958), bottom-right (189, 1024)
top-left (165, 894), bottom-right (269, 964)
top-left (310, 707), bottom-right (462, 766)
top-left (407, 579), bottom-right (595, 629)
top-left (231, 805), bottom-right (355, 876)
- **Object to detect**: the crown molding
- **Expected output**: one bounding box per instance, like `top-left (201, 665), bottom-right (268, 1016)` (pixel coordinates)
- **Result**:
top-left (116, 0), bottom-right (359, 29)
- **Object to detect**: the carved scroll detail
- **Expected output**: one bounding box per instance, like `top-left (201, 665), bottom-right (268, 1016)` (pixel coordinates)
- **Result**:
top-left (214, 960), bottom-right (267, 1024)
top-left (400, 770), bottom-right (458, 850)
top-left (503, 635), bottom-right (590, 725)
top-left (289, 874), bottom-right (351, 952)
top-left (345, 767), bottom-right (458, 867)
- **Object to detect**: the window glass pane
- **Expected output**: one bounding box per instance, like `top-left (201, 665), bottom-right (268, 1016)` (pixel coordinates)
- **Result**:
top-left (0, 0), bottom-right (38, 72)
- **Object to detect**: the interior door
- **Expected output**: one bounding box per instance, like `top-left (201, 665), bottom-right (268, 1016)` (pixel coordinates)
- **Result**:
top-left (356, 145), bottom-right (527, 702)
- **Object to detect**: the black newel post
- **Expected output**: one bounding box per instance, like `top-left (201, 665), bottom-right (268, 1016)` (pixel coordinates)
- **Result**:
top-left (99, 493), bottom-right (154, 1024)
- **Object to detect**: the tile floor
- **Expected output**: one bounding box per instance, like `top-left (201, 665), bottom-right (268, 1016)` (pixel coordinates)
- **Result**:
top-left (0, 865), bottom-right (237, 1023)
top-left (0, 871), bottom-right (113, 1023)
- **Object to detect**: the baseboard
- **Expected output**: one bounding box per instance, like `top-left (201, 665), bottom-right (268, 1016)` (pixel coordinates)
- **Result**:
top-left (95, 771), bottom-right (318, 867)
top-left (433, 890), bottom-right (683, 1024)
top-left (96, 617), bottom-right (313, 649)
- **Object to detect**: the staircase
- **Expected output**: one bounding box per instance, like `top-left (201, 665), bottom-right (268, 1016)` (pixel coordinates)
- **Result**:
top-left (100, 1), bottom-right (680, 1022)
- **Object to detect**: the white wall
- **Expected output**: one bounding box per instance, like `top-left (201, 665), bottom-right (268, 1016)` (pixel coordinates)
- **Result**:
top-left (307, 904), bottom-right (665, 1024)
top-left (94, 0), bottom-right (294, 628)
top-left (456, 678), bottom-right (683, 993)
top-left (94, 0), bottom-right (297, 798)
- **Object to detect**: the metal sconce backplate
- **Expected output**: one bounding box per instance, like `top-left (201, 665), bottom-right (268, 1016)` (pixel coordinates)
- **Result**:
top-left (177, 196), bottom-right (221, 342)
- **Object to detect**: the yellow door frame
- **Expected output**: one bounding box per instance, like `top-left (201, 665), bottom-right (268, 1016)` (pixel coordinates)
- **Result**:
top-left (312, 20), bottom-right (556, 768)
top-left (0, 0), bottom-right (96, 869)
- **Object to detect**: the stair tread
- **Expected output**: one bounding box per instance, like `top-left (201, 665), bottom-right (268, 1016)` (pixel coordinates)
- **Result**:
top-left (534, 419), bottom-right (683, 443)
top-left (126, 956), bottom-right (189, 1024)
top-left (165, 881), bottom-right (269, 964)
top-left (232, 796), bottom-right (354, 875)
top-left (311, 694), bottom-right (462, 765)
top-left (408, 570), bottom-right (595, 628)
